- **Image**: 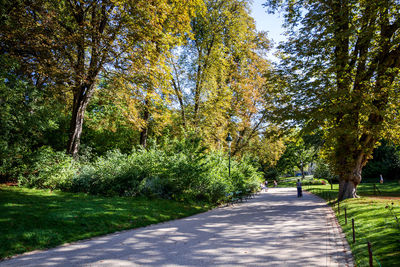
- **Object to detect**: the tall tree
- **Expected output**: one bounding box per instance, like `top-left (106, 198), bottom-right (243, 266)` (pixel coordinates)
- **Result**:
top-left (0, 0), bottom-right (200, 157)
top-left (170, 0), bottom-right (272, 153)
top-left (115, 49), bottom-right (175, 148)
top-left (265, 0), bottom-right (400, 199)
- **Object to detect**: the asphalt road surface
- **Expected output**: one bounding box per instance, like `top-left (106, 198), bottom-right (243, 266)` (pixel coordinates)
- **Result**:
top-left (0, 188), bottom-right (353, 266)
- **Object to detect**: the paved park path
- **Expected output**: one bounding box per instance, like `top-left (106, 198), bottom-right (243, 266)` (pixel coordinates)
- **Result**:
top-left (1, 188), bottom-right (353, 266)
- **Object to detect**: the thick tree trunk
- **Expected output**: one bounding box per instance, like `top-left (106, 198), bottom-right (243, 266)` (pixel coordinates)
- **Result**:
top-left (338, 164), bottom-right (362, 200)
top-left (67, 83), bottom-right (95, 158)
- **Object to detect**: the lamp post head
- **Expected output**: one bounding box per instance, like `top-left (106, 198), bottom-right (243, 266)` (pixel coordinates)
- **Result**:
top-left (226, 133), bottom-right (233, 147)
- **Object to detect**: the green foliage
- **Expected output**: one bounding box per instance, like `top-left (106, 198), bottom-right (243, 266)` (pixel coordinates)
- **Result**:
top-left (277, 176), bottom-right (328, 187)
top-left (275, 143), bottom-right (298, 175)
top-left (0, 55), bottom-right (64, 181)
top-left (170, 0), bottom-right (272, 158)
top-left (363, 141), bottom-right (400, 181)
top-left (313, 160), bottom-right (337, 182)
top-left (20, 134), bottom-right (263, 204)
top-left (0, 1), bottom-right (277, 186)
top-left (265, 0), bottom-right (400, 198)
top-left (19, 146), bottom-right (79, 191)
top-left (71, 150), bottom-right (144, 196)
top-left (1, 0), bottom-right (204, 157)
top-left (303, 178), bottom-right (328, 186)
top-left (275, 133), bottom-right (319, 178)
top-left (264, 167), bottom-right (280, 180)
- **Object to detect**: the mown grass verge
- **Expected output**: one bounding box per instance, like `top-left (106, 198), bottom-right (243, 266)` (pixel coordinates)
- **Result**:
top-left (0, 185), bottom-right (211, 260)
top-left (305, 183), bottom-right (400, 266)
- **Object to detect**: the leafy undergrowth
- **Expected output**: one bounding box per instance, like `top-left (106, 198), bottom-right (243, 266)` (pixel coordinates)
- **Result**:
top-left (0, 186), bottom-right (211, 259)
top-left (306, 183), bottom-right (400, 266)
top-left (276, 176), bottom-right (327, 187)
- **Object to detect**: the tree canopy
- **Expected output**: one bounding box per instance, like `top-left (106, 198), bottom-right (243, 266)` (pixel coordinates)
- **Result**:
top-left (3, 0), bottom-right (399, 201)
top-left (1, 0), bottom-right (202, 157)
top-left (0, 0), bottom-right (281, 181)
top-left (264, 0), bottom-right (400, 199)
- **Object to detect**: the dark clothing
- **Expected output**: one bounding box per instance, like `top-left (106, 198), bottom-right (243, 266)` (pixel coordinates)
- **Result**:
top-left (297, 186), bottom-right (302, 197)
top-left (296, 181), bottom-right (302, 197)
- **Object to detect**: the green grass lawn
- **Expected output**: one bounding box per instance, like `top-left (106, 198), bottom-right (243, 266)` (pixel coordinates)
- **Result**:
top-left (0, 186), bottom-right (211, 259)
top-left (306, 182), bottom-right (400, 266)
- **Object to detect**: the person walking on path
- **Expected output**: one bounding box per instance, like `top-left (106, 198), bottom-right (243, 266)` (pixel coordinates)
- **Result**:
top-left (260, 182), bottom-right (267, 192)
top-left (296, 179), bottom-right (302, 197)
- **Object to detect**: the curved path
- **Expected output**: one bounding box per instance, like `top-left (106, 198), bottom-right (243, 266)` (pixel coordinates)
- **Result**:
top-left (1, 188), bottom-right (353, 266)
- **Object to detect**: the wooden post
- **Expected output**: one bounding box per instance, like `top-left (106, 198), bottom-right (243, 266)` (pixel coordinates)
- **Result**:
top-left (345, 208), bottom-right (347, 225)
top-left (368, 242), bottom-right (373, 267)
top-left (352, 219), bottom-right (355, 243)
top-left (338, 200), bottom-right (340, 215)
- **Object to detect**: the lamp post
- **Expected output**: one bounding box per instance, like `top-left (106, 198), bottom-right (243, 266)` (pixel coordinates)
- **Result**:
top-left (226, 133), bottom-right (233, 176)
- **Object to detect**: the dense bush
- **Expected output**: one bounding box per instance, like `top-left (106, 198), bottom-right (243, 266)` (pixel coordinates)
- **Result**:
top-left (362, 141), bottom-right (400, 180)
top-left (19, 146), bottom-right (79, 190)
top-left (18, 137), bottom-right (263, 204)
top-left (313, 160), bottom-right (337, 182)
top-left (302, 178), bottom-right (329, 186)
top-left (0, 56), bottom-right (68, 182)
top-left (263, 167), bottom-right (280, 180)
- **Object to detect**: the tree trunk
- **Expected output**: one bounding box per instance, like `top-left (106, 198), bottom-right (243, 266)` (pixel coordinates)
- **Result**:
top-left (338, 164), bottom-right (362, 200)
top-left (193, 64), bottom-right (202, 124)
top-left (140, 100), bottom-right (150, 148)
top-left (67, 83), bottom-right (95, 158)
top-left (171, 62), bottom-right (187, 128)
top-left (171, 77), bottom-right (186, 127)
top-left (140, 127), bottom-right (148, 148)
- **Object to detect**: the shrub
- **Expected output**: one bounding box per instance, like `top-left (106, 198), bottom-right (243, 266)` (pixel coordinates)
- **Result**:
top-left (264, 167), bottom-right (279, 180)
top-left (201, 152), bottom-right (233, 202)
top-left (301, 178), bottom-right (329, 186)
top-left (19, 146), bottom-right (78, 190)
top-left (71, 149), bottom-right (164, 196)
top-left (18, 135), bottom-right (264, 204)
top-left (313, 160), bottom-right (337, 182)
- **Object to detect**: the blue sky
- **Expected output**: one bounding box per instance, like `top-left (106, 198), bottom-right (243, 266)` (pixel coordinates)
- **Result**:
top-left (250, 0), bottom-right (286, 60)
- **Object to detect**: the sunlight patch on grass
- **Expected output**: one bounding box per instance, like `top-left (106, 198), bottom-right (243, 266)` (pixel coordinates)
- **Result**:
top-left (306, 183), bottom-right (400, 266)
top-left (0, 186), bottom-right (211, 259)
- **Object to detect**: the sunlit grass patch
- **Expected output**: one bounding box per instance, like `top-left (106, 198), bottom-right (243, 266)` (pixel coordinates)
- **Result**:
top-left (0, 186), bottom-right (211, 259)
top-left (306, 183), bottom-right (400, 266)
